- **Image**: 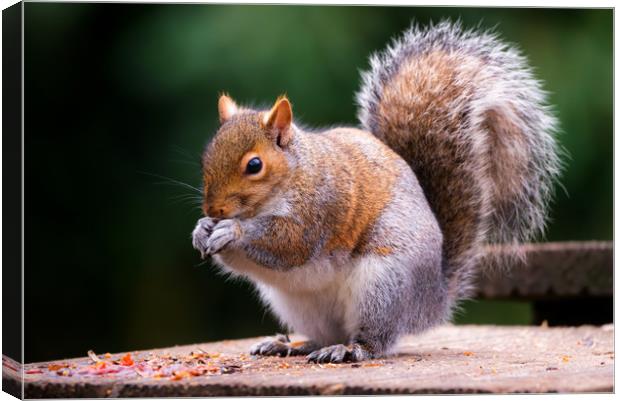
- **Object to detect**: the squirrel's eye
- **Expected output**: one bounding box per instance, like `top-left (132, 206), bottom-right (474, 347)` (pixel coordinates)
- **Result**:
top-left (245, 157), bottom-right (262, 175)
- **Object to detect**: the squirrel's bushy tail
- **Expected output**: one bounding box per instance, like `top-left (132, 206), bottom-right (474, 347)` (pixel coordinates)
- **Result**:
top-left (356, 21), bottom-right (562, 303)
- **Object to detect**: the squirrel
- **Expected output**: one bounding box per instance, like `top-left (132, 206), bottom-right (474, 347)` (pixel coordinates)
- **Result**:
top-left (191, 21), bottom-right (561, 363)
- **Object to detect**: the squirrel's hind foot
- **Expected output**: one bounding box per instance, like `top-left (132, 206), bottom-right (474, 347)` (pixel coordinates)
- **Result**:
top-left (250, 334), bottom-right (320, 357)
top-left (306, 343), bottom-right (370, 364)
top-left (249, 337), bottom-right (291, 357)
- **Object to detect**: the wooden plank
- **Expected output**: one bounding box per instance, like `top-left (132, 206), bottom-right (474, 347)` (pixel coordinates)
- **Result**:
top-left (478, 241), bottom-right (612, 299)
top-left (4, 324), bottom-right (613, 397)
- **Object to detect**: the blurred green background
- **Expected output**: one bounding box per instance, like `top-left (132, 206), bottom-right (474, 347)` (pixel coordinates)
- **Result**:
top-left (24, 4), bottom-right (612, 362)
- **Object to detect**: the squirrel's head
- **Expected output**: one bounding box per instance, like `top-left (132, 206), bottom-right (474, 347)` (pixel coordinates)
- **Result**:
top-left (200, 94), bottom-right (294, 220)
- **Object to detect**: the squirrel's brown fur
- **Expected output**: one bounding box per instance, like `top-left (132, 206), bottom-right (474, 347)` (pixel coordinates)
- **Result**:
top-left (201, 97), bottom-right (403, 262)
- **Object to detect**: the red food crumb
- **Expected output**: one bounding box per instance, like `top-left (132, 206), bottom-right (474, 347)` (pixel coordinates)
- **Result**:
top-left (95, 361), bottom-right (108, 370)
top-left (120, 353), bottom-right (134, 366)
top-left (25, 369), bottom-right (43, 374)
top-left (170, 370), bottom-right (191, 381)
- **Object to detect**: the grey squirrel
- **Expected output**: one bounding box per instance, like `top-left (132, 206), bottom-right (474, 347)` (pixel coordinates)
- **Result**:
top-left (191, 21), bottom-right (561, 363)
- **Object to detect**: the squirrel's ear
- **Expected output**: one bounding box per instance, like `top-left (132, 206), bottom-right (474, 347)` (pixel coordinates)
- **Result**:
top-left (218, 94), bottom-right (238, 123)
top-left (263, 96), bottom-right (293, 147)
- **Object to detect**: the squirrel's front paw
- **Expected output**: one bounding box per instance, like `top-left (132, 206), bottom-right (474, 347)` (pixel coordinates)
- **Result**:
top-left (192, 217), bottom-right (218, 259)
top-left (205, 219), bottom-right (241, 255)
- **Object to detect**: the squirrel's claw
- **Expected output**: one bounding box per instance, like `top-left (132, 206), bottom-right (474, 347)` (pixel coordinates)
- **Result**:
top-left (249, 335), bottom-right (320, 357)
top-left (307, 343), bottom-right (368, 364)
top-left (249, 338), bottom-right (291, 357)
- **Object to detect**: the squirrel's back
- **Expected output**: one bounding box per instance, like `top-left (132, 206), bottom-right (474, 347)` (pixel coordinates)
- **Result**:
top-left (356, 21), bottom-right (562, 303)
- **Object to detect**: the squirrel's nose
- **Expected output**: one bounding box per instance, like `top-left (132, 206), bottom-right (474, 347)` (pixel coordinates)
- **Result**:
top-left (206, 205), bottom-right (230, 218)
top-left (206, 206), bottom-right (223, 218)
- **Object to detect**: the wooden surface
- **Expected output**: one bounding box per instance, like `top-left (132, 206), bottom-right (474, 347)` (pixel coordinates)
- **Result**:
top-left (478, 241), bottom-right (612, 299)
top-left (4, 324), bottom-right (613, 397)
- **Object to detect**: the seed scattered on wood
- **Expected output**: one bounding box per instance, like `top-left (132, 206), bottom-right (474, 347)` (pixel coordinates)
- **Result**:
top-left (87, 350), bottom-right (102, 363)
top-left (47, 364), bottom-right (67, 371)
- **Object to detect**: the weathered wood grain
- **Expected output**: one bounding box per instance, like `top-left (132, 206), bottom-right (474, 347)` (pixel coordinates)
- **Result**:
top-left (4, 324), bottom-right (613, 397)
top-left (478, 241), bottom-right (612, 299)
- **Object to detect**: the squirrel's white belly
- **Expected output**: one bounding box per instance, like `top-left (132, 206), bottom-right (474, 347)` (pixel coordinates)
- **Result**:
top-left (214, 250), bottom-right (377, 345)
